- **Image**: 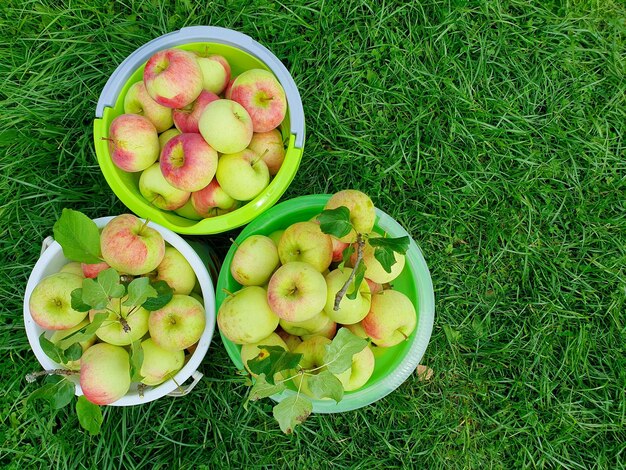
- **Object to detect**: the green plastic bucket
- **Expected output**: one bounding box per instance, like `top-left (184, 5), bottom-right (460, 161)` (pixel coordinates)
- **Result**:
top-left (215, 194), bottom-right (435, 413)
top-left (93, 26), bottom-right (305, 235)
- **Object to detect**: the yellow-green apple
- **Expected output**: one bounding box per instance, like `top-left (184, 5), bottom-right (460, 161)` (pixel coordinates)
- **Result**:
top-left (174, 198), bottom-right (203, 220)
top-left (140, 337), bottom-right (185, 386)
top-left (292, 336), bottom-right (332, 397)
top-left (29, 272), bottom-right (86, 330)
top-left (344, 321), bottom-right (369, 339)
top-left (224, 77), bottom-right (235, 99)
top-left (324, 189), bottom-right (376, 242)
top-left (160, 133), bottom-right (218, 192)
top-left (229, 69), bottom-right (287, 132)
top-left (248, 129), bottom-right (285, 175)
top-left (240, 332), bottom-right (288, 376)
top-left (198, 205), bottom-right (238, 219)
top-left (361, 290), bottom-right (417, 347)
top-left (215, 149), bottom-right (269, 201)
top-left (49, 319), bottom-right (97, 370)
top-left (59, 262), bottom-right (84, 277)
top-left (123, 81), bottom-right (174, 132)
top-left (310, 215), bottom-right (350, 262)
top-left (198, 99), bottom-right (253, 154)
top-left (230, 235), bottom-right (279, 286)
top-left (351, 233), bottom-right (405, 283)
top-left (139, 162), bottom-right (191, 211)
top-left (277, 330), bottom-right (302, 351)
top-left (173, 90), bottom-right (219, 133)
top-left (196, 54), bottom-right (231, 94)
top-left (301, 315), bottom-right (337, 341)
top-left (365, 278), bottom-right (383, 295)
top-left (334, 344), bottom-right (375, 391)
top-left (80, 343), bottom-right (130, 405)
top-left (107, 114), bottom-right (159, 172)
top-left (277, 221), bottom-right (333, 272)
top-left (191, 179), bottom-right (237, 217)
top-left (324, 268), bottom-right (371, 325)
top-left (268, 229), bottom-right (284, 246)
top-left (81, 261), bottom-right (110, 279)
top-left (159, 128), bottom-right (181, 150)
top-left (280, 310), bottom-right (336, 341)
top-left (154, 246), bottom-right (197, 295)
top-left (100, 214), bottom-right (165, 275)
top-left (266, 262), bottom-right (327, 322)
top-left (149, 294), bottom-right (206, 351)
top-left (143, 48), bottom-right (203, 109)
top-left (89, 300), bottom-right (150, 346)
top-left (217, 286), bottom-right (279, 344)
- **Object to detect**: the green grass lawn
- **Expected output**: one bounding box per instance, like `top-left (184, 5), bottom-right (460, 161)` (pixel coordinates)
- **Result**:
top-left (1, 0), bottom-right (625, 468)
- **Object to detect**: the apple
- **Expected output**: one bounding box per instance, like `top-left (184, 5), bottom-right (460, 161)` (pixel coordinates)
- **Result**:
top-left (149, 294), bottom-right (206, 351)
top-left (240, 332), bottom-right (288, 376)
top-left (217, 286), bottom-right (279, 344)
top-left (268, 229), bottom-right (284, 246)
top-left (29, 272), bottom-right (86, 330)
top-left (143, 48), bottom-right (203, 109)
top-left (229, 69), bottom-right (287, 132)
top-left (191, 179), bottom-right (237, 218)
top-left (49, 319), bottom-right (97, 370)
top-left (173, 90), bottom-right (219, 133)
top-left (198, 99), bottom-right (253, 154)
top-left (215, 149), bottom-right (269, 201)
top-left (266, 262), bottom-right (327, 323)
top-left (277, 330), bottom-right (302, 351)
top-left (224, 77), bottom-right (235, 99)
top-left (351, 233), bottom-right (406, 284)
top-left (279, 310), bottom-right (335, 339)
top-left (310, 215), bottom-right (350, 262)
top-left (89, 300), bottom-right (150, 346)
top-left (139, 162), bottom-right (190, 211)
top-left (174, 198), bottom-right (203, 221)
top-left (277, 221), bottom-right (333, 272)
top-left (80, 343), bottom-right (131, 405)
top-left (140, 338), bottom-right (185, 386)
top-left (230, 235), bottom-right (279, 286)
top-left (123, 81), bottom-right (174, 132)
top-left (59, 262), bottom-right (84, 277)
top-left (196, 54), bottom-right (231, 94)
top-left (160, 133), bottom-right (218, 192)
top-left (301, 316), bottom-right (337, 341)
top-left (334, 344), bottom-right (375, 391)
top-left (292, 336), bottom-right (332, 397)
top-left (100, 214), bottom-right (165, 276)
top-left (81, 261), bottom-right (110, 279)
top-left (324, 189), bottom-right (376, 242)
top-left (159, 128), bottom-right (181, 150)
top-left (154, 246), bottom-right (197, 295)
top-left (344, 321), bottom-right (369, 339)
top-left (365, 278), bottom-right (383, 295)
top-left (248, 129), bottom-right (285, 175)
top-left (324, 268), bottom-right (371, 325)
top-left (107, 114), bottom-right (159, 172)
top-left (361, 290), bottom-right (417, 347)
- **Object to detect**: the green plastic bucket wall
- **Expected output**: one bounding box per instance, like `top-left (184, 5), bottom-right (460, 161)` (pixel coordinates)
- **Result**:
top-left (94, 26), bottom-right (305, 235)
top-left (215, 195), bottom-right (435, 413)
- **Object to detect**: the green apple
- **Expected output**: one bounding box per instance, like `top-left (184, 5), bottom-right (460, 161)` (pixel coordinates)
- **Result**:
top-left (240, 332), bottom-right (288, 377)
top-left (59, 261), bottom-right (85, 277)
top-left (268, 229), bottom-right (284, 246)
top-left (351, 233), bottom-right (405, 283)
top-left (29, 272), bottom-right (86, 330)
top-left (334, 344), bottom-right (375, 391)
top-left (361, 290), bottom-right (416, 347)
top-left (215, 149), bottom-right (269, 201)
top-left (324, 189), bottom-right (376, 243)
top-left (344, 321), bottom-right (369, 339)
top-left (198, 99), bottom-right (253, 154)
top-left (154, 246), bottom-right (197, 295)
top-left (80, 343), bottom-right (131, 405)
top-left (174, 198), bottom-right (203, 221)
top-left (139, 162), bottom-right (191, 211)
top-left (280, 310), bottom-right (334, 338)
top-left (196, 54), bottom-right (231, 94)
top-left (173, 90), bottom-right (219, 133)
top-left (149, 294), bottom-right (206, 351)
top-left (230, 235), bottom-right (279, 286)
top-left (140, 338), bottom-right (185, 386)
top-left (324, 268), bottom-right (371, 325)
top-left (248, 129), bottom-right (285, 175)
top-left (124, 80), bottom-right (174, 132)
top-left (49, 319), bottom-right (97, 370)
top-left (292, 336), bottom-right (332, 397)
top-left (89, 300), bottom-right (150, 346)
top-left (267, 262), bottom-right (327, 322)
top-left (159, 128), bottom-right (181, 150)
top-left (277, 330), bottom-right (302, 351)
top-left (277, 221), bottom-right (333, 272)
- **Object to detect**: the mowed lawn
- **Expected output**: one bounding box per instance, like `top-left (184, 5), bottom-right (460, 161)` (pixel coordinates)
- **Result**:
top-left (1, 1), bottom-right (624, 468)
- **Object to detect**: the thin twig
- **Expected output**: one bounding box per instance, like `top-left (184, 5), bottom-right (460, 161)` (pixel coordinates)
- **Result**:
top-left (25, 369), bottom-right (79, 383)
top-left (334, 233), bottom-right (365, 311)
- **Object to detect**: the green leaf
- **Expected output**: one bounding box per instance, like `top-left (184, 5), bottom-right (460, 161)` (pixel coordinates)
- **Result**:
top-left (129, 340), bottom-right (144, 382)
top-left (247, 346), bottom-right (302, 385)
top-left (243, 374), bottom-right (287, 410)
top-left (39, 333), bottom-right (65, 363)
top-left (317, 207), bottom-right (353, 239)
top-left (307, 370), bottom-right (344, 403)
top-left (64, 343), bottom-right (83, 362)
top-left (123, 277), bottom-right (157, 307)
top-left (272, 395), bottom-right (313, 434)
top-left (141, 280), bottom-right (174, 311)
top-left (323, 328), bottom-right (369, 374)
top-left (70, 288), bottom-right (92, 312)
top-left (369, 236), bottom-right (410, 273)
top-left (52, 209), bottom-right (102, 264)
top-left (76, 396), bottom-right (103, 435)
top-left (81, 268), bottom-right (125, 309)
top-left (338, 244), bottom-right (354, 270)
top-left (27, 376), bottom-right (75, 410)
top-left (346, 262), bottom-right (367, 301)
top-left (57, 312), bottom-right (107, 349)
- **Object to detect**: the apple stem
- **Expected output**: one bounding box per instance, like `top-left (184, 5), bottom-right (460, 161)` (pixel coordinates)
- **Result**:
top-left (101, 137), bottom-right (113, 142)
top-left (137, 218), bottom-right (151, 236)
top-left (333, 233), bottom-right (365, 311)
top-left (229, 238), bottom-right (240, 249)
top-left (120, 317), bottom-right (131, 333)
top-left (25, 369), bottom-right (79, 383)
top-left (221, 288), bottom-right (235, 297)
top-left (137, 383), bottom-right (146, 398)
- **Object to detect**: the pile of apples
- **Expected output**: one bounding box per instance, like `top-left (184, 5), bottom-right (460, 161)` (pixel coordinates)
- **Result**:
top-left (218, 190), bottom-right (417, 396)
top-left (28, 213), bottom-right (206, 405)
top-left (107, 47), bottom-right (288, 219)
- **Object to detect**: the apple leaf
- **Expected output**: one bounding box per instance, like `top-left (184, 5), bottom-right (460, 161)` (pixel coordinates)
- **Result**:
top-left (317, 206), bottom-right (353, 239)
top-left (247, 346), bottom-right (302, 385)
top-left (52, 208), bottom-right (102, 264)
top-left (70, 288), bottom-right (92, 312)
top-left (338, 244), bottom-right (354, 270)
top-left (57, 312), bottom-right (108, 349)
top-left (141, 280), bottom-right (174, 311)
top-left (368, 236), bottom-right (410, 273)
top-left (346, 261), bottom-right (367, 301)
top-left (81, 268), bottom-right (125, 310)
top-left (123, 277), bottom-right (157, 308)
top-left (323, 328), bottom-right (368, 374)
top-left (306, 370), bottom-right (344, 403)
top-left (243, 374), bottom-right (287, 411)
top-left (76, 396), bottom-right (103, 435)
top-left (64, 343), bottom-right (83, 362)
top-left (129, 340), bottom-right (144, 382)
top-left (27, 375), bottom-right (75, 410)
top-left (272, 395), bottom-right (313, 435)
top-left (39, 333), bottom-right (65, 364)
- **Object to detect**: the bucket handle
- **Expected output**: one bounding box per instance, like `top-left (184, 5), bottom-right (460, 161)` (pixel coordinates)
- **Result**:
top-left (167, 370), bottom-right (204, 397)
top-left (41, 236), bottom-right (55, 256)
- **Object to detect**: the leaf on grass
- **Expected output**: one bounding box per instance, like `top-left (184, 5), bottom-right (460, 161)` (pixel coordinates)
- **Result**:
top-left (57, 312), bottom-right (107, 349)
top-left (53, 209), bottom-right (102, 264)
top-left (39, 333), bottom-right (65, 363)
top-left (369, 236), bottom-right (410, 273)
top-left (317, 206), bottom-right (353, 239)
top-left (27, 376), bottom-right (75, 410)
top-left (76, 396), bottom-right (103, 435)
top-left (346, 262), bottom-right (366, 301)
top-left (307, 370), bottom-right (344, 403)
top-left (64, 343), bottom-right (83, 362)
top-left (129, 340), bottom-right (144, 382)
top-left (323, 328), bottom-right (368, 374)
top-left (70, 289), bottom-right (92, 312)
top-left (141, 280), bottom-right (174, 311)
top-left (272, 395), bottom-right (313, 434)
top-left (123, 277), bottom-right (157, 307)
top-left (82, 268), bottom-right (125, 309)
top-left (247, 346), bottom-right (302, 385)
top-left (243, 374), bottom-right (286, 410)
